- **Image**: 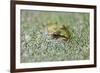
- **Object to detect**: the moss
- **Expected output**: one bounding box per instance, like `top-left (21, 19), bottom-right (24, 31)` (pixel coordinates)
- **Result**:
top-left (20, 10), bottom-right (90, 63)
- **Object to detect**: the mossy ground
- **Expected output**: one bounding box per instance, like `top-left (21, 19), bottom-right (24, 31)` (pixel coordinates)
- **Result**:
top-left (20, 10), bottom-right (90, 63)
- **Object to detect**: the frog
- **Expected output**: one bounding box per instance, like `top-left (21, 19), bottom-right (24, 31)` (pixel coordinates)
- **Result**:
top-left (47, 21), bottom-right (70, 41)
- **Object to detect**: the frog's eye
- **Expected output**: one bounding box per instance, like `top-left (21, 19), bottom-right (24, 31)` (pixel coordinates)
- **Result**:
top-left (52, 32), bottom-right (60, 39)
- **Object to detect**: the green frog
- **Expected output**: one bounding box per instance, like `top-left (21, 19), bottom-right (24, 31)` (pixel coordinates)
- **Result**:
top-left (47, 22), bottom-right (70, 41)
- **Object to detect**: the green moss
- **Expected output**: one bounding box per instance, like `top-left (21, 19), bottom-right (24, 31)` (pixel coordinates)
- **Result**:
top-left (20, 10), bottom-right (90, 63)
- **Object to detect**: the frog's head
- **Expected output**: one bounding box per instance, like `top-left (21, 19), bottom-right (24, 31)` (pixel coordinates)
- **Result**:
top-left (47, 21), bottom-right (57, 35)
